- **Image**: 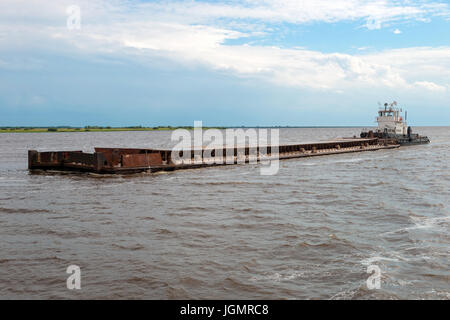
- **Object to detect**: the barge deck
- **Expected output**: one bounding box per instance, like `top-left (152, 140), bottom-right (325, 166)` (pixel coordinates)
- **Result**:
top-left (28, 138), bottom-right (399, 174)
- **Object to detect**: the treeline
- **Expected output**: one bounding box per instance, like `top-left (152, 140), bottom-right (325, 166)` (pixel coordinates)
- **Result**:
top-left (0, 125), bottom-right (229, 132)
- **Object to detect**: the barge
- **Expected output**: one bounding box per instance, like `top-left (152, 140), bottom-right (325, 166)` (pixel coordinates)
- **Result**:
top-left (28, 138), bottom-right (399, 174)
top-left (28, 103), bottom-right (429, 174)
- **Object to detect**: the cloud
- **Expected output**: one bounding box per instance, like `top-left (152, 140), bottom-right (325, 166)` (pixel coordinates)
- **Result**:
top-left (0, 0), bottom-right (449, 93)
top-left (134, 0), bottom-right (449, 28)
top-left (1, 0), bottom-right (449, 28)
top-left (414, 81), bottom-right (446, 92)
top-left (393, 28), bottom-right (402, 34)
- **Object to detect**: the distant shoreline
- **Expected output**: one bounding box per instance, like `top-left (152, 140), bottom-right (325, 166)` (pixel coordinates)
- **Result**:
top-left (0, 126), bottom-right (222, 133)
top-left (0, 126), bottom-right (377, 133)
top-left (0, 125), bottom-right (443, 133)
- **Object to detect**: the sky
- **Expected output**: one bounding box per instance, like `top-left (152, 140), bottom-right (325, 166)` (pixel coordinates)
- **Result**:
top-left (1, 0), bottom-right (450, 127)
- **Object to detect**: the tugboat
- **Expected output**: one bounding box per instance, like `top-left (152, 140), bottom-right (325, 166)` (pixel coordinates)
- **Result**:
top-left (360, 102), bottom-right (430, 145)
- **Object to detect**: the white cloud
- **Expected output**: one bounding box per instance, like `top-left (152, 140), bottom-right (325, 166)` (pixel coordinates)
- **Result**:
top-left (414, 81), bottom-right (447, 92)
top-left (0, 0), bottom-right (449, 93)
top-left (393, 28), bottom-right (402, 34)
top-left (1, 0), bottom-right (449, 28)
top-left (134, 0), bottom-right (449, 28)
top-left (54, 23), bottom-right (450, 92)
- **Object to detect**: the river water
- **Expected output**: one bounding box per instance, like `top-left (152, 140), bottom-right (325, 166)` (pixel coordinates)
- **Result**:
top-left (0, 127), bottom-right (448, 299)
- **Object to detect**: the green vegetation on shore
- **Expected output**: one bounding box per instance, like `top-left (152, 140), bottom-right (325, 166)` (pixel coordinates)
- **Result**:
top-left (0, 126), bottom-right (227, 133)
top-left (0, 125), bottom-right (373, 133)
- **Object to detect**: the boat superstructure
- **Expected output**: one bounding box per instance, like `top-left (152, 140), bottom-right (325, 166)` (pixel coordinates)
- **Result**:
top-left (376, 102), bottom-right (407, 135)
top-left (360, 102), bottom-right (430, 145)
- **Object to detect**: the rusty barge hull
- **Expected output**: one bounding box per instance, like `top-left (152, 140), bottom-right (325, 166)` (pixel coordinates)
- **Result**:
top-left (28, 138), bottom-right (399, 174)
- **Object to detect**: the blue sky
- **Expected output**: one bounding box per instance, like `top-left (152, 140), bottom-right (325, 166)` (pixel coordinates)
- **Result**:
top-left (0, 0), bottom-right (449, 126)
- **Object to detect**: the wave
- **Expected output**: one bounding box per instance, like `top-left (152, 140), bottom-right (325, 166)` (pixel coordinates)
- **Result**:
top-left (0, 207), bottom-right (51, 214)
top-left (250, 271), bottom-right (305, 282)
top-left (111, 243), bottom-right (146, 251)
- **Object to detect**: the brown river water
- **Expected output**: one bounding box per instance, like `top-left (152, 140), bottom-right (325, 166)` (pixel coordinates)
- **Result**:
top-left (0, 127), bottom-right (449, 299)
